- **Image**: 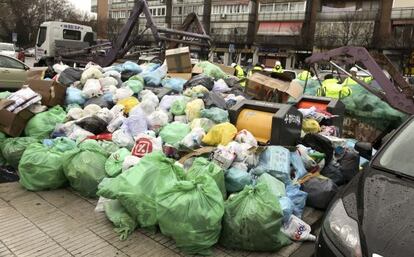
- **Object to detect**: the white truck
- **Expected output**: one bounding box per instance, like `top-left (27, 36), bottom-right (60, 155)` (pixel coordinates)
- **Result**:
top-left (35, 21), bottom-right (96, 66)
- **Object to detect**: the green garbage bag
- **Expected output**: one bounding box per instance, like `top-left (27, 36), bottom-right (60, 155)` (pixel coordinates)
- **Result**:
top-left (98, 140), bottom-right (120, 155)
top-left (25, 106), bottom-right (66, 139)
top-left (104, 199), bottom-right (137, 240)
top-left (157, 175), bottom-right (224, 255)
top-left (194, 61), bottom-right (228, 80)
top-left (125, 79), bottom-right (144, 94)
top-left (200, 107), bottom-right (229, 124)
top-left (65, 103), bottom-right (82, 112)
top-left (257, 173), bottom-right (285, 199)
top-left (187, 157), bottom-right (226, 199)
top-left (0, 91), bottom-right (11, 99)
top-left (18, 143), bottom-right (67, 191)
top-left (224, 167), bottom-right (253, 193)
top-left (1, 137), bottom-right (39, 169)
top-left (0, 132), bottom-right (7, 166)
top-left (190, 118), bottom-right (216, 133)
top-left (219, 181), bottom-right (291, 251)
top-left (159, 122), bottom-right (190, 147)
top-left (105, 148), bottom-right (131, 177)
top-left (50, 137), bottom-right (77, 152)
top-left (97, 151), bottom-right (185, 228)
top-left (63, 140), bottom-right (109, 198)
top-left (170, 98), bottom-right (189, 116)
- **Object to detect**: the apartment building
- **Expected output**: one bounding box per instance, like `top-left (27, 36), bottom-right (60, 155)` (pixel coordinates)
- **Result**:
top-left (92, 0), bottom-right (414, 71)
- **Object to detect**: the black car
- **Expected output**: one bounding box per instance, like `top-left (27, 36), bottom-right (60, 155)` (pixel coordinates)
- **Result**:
top-left (315, 116), bottom-right (414, 257)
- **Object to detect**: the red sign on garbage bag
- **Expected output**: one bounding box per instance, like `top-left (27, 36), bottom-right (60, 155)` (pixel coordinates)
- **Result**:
top-left (132, 138), bottom-right (153, 157)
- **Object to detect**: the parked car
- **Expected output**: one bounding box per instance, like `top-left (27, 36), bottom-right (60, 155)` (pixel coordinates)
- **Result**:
top-left (0, 54), bottom-right (46, 89)
top-left (315, 116), bottom-right (414, 257)
top-left (25, 47), bottom-right (35, 57)
top-left (0, 43), bottom-right (16, 58)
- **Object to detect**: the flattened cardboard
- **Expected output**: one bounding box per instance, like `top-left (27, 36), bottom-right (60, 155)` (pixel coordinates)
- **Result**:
top-left (165, 47), bottom-right (192, 73)
top-left (27, 79), bottom-right (66, 107)
top-left (26, 67), bottom-right (48, 81)
top-left (0, 100), bottom-right (34, 137)
top-left (192, 66), bottom-right (203, 75)
top-left (246, 73), bottom-right (303, 100)
top-left (167, 73), bottom-right (192, 81)
top-left (215, 63), bottom-right (235, 75)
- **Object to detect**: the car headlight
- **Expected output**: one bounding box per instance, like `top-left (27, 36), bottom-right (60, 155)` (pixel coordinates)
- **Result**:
top-left (323, 199), bottom-right (362, 257)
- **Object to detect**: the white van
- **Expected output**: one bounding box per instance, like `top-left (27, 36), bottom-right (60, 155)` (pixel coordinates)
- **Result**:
top-left (35, 21), bottom-right (95, 66)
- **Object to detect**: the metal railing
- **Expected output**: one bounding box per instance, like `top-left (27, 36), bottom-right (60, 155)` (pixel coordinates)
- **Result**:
top-left (210, 13), bottom-right (251, 22)
top-left (391, 7), bottom-right (414, 19)
top-left (317, 10), bottom-right (379, 21)
top-left (258, 12), bottom-right (306, 21)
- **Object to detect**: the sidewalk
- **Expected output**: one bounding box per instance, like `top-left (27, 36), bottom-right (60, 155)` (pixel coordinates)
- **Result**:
top-left (0, 182), bottom-right (322, 257)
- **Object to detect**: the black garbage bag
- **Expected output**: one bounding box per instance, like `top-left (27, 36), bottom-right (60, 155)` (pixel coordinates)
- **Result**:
top-left (58, 68), bottom-right (83, 86)
top-left (301, 134), bottom-right (334, 164)
top-left (223, 77), bottom-right (240, 88)
top-left (121, 70), bottom-right (140, 82)
top-left (321, 162), bottom-right (345, 186)
top-left (0, 166), bottom-right (19, 183)
top-left (84, 96), bottom-right (113, 109)
top-left (339, 150), bottom-right (360, 183)
top-left (76, 116), bottom-right (108, 135)
top-left (184, 74), bottom-right (214, 90)
top-left (302, 177), bottom-right (338, 209)
top-left (203, 92), bottom-right (228, 109)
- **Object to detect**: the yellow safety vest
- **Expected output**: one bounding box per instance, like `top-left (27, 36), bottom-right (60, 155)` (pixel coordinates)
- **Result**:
top-left (272, 65), bottom-right (284, 73)
top-left (247, 66), bottom-right (263, 77)
top-left (343, 76), bottom-right (373, 87)
top-left (317, 79), bottom-right (352, 99)
top-left (298, 71), bottom-right (311, 81)
top-left (235, 65), bottom-right (246, 87)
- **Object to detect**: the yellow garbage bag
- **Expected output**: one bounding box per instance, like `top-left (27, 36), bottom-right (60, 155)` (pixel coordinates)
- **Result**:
top-left (202, 122), bottom-right (238, 146)
top-left (185, 99), bottom-right (205, 122)
top-left (183, 85), bottom-right (209, 97)
top-left (302, 119), bottom-right (321, 134)
top-left (118, 97), bottom-right (139, 114)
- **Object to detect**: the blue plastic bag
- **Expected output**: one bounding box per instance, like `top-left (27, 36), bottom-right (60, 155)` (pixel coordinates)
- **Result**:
top-left (122, 61), bottom-right (142, 74)
top-left (290, 151), bottom-right (308, 180)
top-left (66, 87), bottom-right (86, 105)
top-left (252, 146), bottom-right (291, 184)
top-left (225, 167), bottom-right (253, 193)
top-left (279, 196), bottom-right (294, 224)
top-left (142, 64), bottom-right (167, 87)
top-left (121, 113), bottom-right (148, 138)
top-left (161, 78), bottom-right (187, 92)
top-left (286, 184), bottom-right (307, 218)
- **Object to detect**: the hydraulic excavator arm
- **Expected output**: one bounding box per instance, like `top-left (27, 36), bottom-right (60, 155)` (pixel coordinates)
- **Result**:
top-left (92, 0), bottom-right (211, 67)
top-left (305, 46), bottom-right (414, 114)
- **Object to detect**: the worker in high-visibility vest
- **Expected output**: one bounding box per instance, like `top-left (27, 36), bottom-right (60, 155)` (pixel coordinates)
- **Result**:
top-left (231, 63), bottom-right (246, 87)
top-left (297, 70), bottom-right (312, 81)
top-left (272, 61), bottom-right (284, 73)
top-left (317, 74), bottom-right (352, 99)
top-left (247, 63), bottom-right (264, 77)
top-left (342, 67), bottom-right (373, 87)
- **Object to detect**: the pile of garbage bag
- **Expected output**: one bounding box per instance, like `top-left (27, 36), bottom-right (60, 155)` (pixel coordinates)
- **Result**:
top-left (0, 59), bottom-right (366, 255)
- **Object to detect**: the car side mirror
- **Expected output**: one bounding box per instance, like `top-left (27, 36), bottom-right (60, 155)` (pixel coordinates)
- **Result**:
top-left (355, 142), bottom-right (373, 161)
top-left (24, 65), bottom-right (30, 71)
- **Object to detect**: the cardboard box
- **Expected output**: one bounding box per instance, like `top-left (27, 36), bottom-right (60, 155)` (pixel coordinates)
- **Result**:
top-left (246, 73), bottom-right (303, 101)
top-left (167, 73), bottom-right (192, 80)
top-left (0, 100), bottom-right (34, 137)
top-left (192, 66), bottom-right (203, 76)
top-left (215, 63), bottom-right (235, 75)
top-left (27, 80), bottom-right (66, 107)
top-left (165, 47), bottom-right (192, 73)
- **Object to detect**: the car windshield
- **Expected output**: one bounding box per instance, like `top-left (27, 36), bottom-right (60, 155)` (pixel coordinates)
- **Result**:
top-left (0, 44), bottom-right (14, 51)
top-left (379, 119), bottom-right (414, 177)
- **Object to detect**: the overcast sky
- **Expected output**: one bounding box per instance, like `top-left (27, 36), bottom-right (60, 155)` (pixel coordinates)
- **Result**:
top-left (68, 0), bottom-right (91, 12)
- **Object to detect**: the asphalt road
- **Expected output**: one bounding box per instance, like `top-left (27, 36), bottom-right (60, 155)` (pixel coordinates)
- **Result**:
top-left (25, 56), bottom-right (36, 67)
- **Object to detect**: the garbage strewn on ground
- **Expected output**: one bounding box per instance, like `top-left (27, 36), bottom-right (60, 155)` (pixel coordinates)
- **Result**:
top-left (0, 48), bottom-right (369, 255)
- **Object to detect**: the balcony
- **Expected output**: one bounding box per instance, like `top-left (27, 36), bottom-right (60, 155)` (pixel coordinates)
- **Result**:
top-left (258, 12), bottom-right (306, 21)
top-left (392, 8), bottom-right (414, 20)
top-left (317, 10), bottom-right (378, 21)
top-left (211, 13), bottom-right (251, 23)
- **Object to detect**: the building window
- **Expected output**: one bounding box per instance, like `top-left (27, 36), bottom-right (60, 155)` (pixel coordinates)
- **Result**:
top-left (63, 29), bottom-right (81, 40)
top-left (212, 4), bottom-right (249, 14)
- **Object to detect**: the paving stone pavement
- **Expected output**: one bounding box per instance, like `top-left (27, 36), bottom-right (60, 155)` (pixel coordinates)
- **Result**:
top-left (0, 182), bottom-right (322, 257)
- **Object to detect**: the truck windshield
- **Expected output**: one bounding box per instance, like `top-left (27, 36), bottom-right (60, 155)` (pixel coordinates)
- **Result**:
top-left (0, 44), bottom-right (14, 51)
top-left (379, 119), bottom-right (414, 177)
top-left (37, 27), bottom-right (47, 47)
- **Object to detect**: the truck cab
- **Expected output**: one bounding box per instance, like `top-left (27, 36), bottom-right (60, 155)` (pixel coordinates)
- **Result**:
top-left (35, 21), bottom-right (95, 66)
